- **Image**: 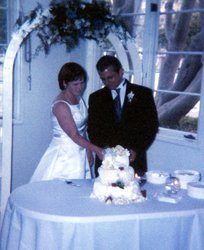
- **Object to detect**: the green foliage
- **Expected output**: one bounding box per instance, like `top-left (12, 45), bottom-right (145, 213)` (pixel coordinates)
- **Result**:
top-left (160, 116), bottom-right (198, 133)
top-left (179, 116), bottom-right (198, 133)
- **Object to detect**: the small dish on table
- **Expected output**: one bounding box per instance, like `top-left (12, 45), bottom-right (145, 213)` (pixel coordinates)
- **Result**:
top-left (146, 170), bottom-right (169, 185)
top-left (173, 169), bottom-right (201, 189)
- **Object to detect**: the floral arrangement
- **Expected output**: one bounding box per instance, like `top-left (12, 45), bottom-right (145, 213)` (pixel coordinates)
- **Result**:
top-left (16, 0), bottom-right (129, 54)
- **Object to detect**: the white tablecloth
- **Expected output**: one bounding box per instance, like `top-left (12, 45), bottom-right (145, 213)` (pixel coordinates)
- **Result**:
top-left (1, 179), bottom-right (204, 250)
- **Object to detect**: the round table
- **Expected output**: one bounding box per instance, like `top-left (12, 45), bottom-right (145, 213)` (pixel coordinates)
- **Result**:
top-left (1, 179), bottom-right (204, 250)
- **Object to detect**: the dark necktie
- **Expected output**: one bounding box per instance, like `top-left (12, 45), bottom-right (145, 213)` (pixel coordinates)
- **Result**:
top-left (114, 88), bottom-right (122, 121)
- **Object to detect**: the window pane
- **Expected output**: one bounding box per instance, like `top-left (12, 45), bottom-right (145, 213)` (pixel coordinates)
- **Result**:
top-left (154, 54), bottom-right (201, 95)
top-left (160, 0), bottom-right (203, 12)
top-left (158, 12), bottom-right (203, 53)
top-left (134, 15), bottom-right (145, 55)
top-left (0, 9), bottom-right (7, 44)
top-left (0, 0), bottom-right (6, 7)
top-left (0, 0), bottom-right (7, 119)
top-left (154, 52), bottom-right (201, 133)
top-left (155, 91), bottom-right (199, 133)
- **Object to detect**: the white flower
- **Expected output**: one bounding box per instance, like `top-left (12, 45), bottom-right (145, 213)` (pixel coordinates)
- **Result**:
top-left (127, 91), bottom-right (135, 103)
top-left (114, 145), bottom-right (130, 157)
top-left (74, 20), bottom-right (82, 29)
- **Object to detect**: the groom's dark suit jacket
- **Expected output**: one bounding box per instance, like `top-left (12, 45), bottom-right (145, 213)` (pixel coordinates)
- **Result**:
top-left (87, 80), bottom-right (159, 176)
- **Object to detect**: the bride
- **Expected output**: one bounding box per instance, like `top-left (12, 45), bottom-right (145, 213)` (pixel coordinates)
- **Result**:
top-left (30, 62), bottom-right (104, 182)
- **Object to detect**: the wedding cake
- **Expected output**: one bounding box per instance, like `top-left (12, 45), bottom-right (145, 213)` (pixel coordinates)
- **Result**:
top-left (90, 145), bottom-right (145, 205)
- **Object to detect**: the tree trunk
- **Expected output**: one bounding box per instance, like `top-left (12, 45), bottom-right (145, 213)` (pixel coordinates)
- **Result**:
top-left (156, 0), bottom-right (196, 107)
top-left (158, 68), bottom-right (201, 125)
top-left (156, 0), bottom-right (204, 129)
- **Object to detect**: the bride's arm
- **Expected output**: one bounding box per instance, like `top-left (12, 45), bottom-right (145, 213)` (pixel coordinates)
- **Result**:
top-left (53, 102), bottom-right (104, 160)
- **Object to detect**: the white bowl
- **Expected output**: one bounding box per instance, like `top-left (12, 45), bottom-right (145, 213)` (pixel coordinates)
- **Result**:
top-left (187, 182), bottom-right (204, 199)
top-left (173, 169), bottom-right (201, 189)
top-left (146, 171), bottom-right (169, 185)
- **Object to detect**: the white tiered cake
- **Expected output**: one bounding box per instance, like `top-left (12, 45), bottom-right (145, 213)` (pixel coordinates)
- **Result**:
top-left (90, 145), bottom-right (145, 205)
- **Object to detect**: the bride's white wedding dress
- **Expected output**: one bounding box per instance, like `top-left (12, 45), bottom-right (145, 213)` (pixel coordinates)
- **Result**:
top-left (30, 98), bottom-right (90, 182)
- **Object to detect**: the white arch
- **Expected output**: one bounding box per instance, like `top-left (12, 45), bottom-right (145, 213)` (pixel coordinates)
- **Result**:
top-left (107, 33), bottom-right (129, 77)
top-left (107, 33), bottom-right (142, 83)
top-left (1, 9), bottom-right (142, 224)
top-left (126, 39), bottom-right (143, 84)
top-left (1, 9), bottom-right (50, 226)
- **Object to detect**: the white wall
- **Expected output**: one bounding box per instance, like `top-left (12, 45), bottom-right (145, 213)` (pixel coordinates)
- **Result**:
top-left (148, 135), bottom-right (204, 180)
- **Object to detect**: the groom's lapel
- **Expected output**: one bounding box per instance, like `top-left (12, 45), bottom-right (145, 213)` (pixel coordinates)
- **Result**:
top-left (103, 87), bottom-right (116, 114)
top-left (123, 81), bottom-right (132, 109)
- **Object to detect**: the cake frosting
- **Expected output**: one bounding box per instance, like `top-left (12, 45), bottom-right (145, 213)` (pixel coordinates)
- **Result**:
top-left (90, 145), bottom-right (145, 205)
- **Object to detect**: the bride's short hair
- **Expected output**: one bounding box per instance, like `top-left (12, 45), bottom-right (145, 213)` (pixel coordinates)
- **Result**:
top-left (58, 62), bottom-right (87, 90)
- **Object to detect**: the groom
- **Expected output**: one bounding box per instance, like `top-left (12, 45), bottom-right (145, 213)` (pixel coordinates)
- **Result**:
top-left (87, 55), bottom-right (159, 177)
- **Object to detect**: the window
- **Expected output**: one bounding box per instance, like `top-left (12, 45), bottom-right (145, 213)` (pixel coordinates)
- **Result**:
top-left (105, 0), bottom-right (203, 143)
top-left (0, 0), bottom-right (8, 119)
top-left (148, 0), bottom-right (204, 143)
top-left (153, 0), bottom-right (204, 139)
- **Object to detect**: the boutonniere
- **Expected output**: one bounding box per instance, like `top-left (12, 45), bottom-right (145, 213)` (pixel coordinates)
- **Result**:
top-left (127, 91), bottom-right (135, 103)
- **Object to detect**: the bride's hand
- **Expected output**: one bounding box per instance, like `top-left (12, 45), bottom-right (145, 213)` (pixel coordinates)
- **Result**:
top-left (95, 147), bottom-right (104, 161)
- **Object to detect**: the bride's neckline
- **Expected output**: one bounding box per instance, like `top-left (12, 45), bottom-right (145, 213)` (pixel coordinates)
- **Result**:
top-left (55, 99), bottom-right (80, 106)
top-left (58, 91), bottom-right (80, 105)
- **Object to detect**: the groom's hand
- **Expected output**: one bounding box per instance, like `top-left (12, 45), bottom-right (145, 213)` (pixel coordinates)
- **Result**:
top-left (129, 149), bottom-right (136, 162)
